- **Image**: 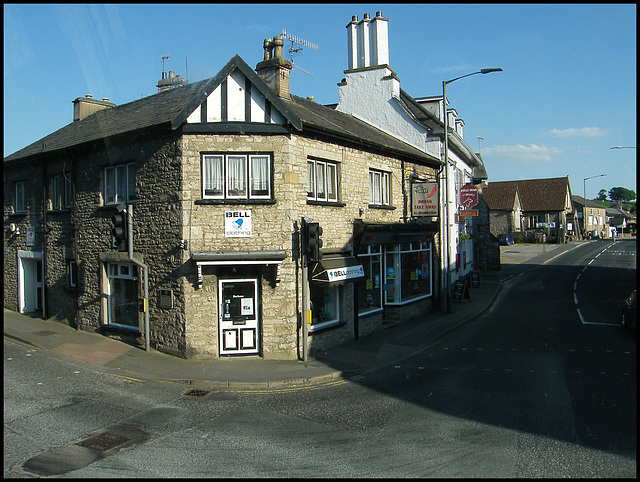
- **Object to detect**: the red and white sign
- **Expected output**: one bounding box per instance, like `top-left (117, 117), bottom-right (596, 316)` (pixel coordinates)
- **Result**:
top-left (412, 182), bottom-right (439, 217)
top-left (460, 184), bottom-right (478, 209)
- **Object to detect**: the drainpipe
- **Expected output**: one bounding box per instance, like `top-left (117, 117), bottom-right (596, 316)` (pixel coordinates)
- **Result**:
top-left (126, 205), bottom-right (150, 351)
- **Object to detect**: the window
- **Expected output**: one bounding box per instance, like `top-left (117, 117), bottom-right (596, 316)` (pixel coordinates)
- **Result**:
top-left (369, 169), bottom-right (390, 206)
top-left (49, 173), bottom-right (72, 210)
top-left (68, 260), bottom-right (78, 288)
top-left (385, 242), bottom-right (432, 305)
top-left (15, 181), bottom-right (26, 213)
top-left (356, 244), bottom-right (383, 315)
top-left (202, 154), bottom-right (272, 200)
top-left (107, 263), bottom-right (138, 331)
top-left (104, 163), bottom-right (137, 205)
top-left (309, 284), bottom-right (340, 331)
top-left (307, 158), bottom-right (338, 202)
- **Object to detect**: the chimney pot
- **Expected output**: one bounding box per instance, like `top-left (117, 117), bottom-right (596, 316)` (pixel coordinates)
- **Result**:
top-left (363, 13), bottom-right (370, 20)
top-left (169, 70), bottom-right (175, 78)
top-left (352, 15), bottom-right (358, 22)
top-left (85, 94), bottom-right (92, 98)
top-left (376, 11), bottom-right (382, 17)
top-left (102, 97), bottom-right (109, 102)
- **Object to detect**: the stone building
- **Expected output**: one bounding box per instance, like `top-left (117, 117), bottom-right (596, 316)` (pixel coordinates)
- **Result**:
top-left (4, 13), bottom-right (452, 360)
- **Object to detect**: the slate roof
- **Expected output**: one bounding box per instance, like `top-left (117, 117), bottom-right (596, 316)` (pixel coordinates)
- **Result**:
top-left (483, 177), bottom-right (572, 212)
top-left (481, 182), bottom-right (519, 210)
top-left (4, 54), bottom-right (440, 167)
top-left (571, 195), bottom-right (607, 209)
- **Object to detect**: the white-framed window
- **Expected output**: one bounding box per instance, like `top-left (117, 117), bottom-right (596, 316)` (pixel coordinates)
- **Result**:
top-left (68, 260), bottom-right (78, 287)
top-left (356, 244), bottom-right (383, 316)
top-left (202, 154), bottom-right (272, 200)
top-left (369, 169), bottom-right (390, 206)
top-left (49, 173), bottom-right (72, 210)
top-left (385, 241), bottom-right (432, 305)
top-left (15, 181), bottom-right (26, 213)
top-left (104, 163), bottom-right (137, 205)
top-left (307, 158), bottom-right (338, 202)
top-left (107, 262), bottom-right (138, 331)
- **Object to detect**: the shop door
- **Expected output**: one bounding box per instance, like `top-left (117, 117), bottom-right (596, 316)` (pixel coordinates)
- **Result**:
top-left (219, 279), bottom-right (260, 356)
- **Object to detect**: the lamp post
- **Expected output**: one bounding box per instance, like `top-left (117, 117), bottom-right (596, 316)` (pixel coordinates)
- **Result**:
top-left (441, 68), bottom-right (502, 312)
top-left (582, 174), bottom-right (606, 239)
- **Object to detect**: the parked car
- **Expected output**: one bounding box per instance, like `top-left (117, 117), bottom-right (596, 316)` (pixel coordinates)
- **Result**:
top-left (497, 234), bottom-right (515, 246)
top-left (621, 290), bottom-right (636, 333)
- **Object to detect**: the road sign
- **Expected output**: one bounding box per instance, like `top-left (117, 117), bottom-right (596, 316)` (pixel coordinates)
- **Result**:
top-left (460, 184), bottom-right (478, 208)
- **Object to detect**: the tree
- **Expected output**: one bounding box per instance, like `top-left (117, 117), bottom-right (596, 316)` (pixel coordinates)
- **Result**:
top-left (597, 189), bottom-right (607, 201)
top-left (608, 187), bottom-right (636, 203)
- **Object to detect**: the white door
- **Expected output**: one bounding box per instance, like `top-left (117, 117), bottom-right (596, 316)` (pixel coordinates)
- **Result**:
top-left (219, 279), bottom-right (260, 356)
top-left (18, 255), bottom-right (43, 314)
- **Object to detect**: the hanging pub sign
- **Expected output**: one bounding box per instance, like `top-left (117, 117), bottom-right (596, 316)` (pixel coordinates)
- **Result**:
top-left (460, 184), bottom-right (479, 209)
top-left (224, 210), bottom-right (252, 237)
top-left (412, 182), bottom-right (439, 217)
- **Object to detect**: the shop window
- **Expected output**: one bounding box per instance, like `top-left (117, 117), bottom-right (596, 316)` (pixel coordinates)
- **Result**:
top-left (202, 153), bottom-right (272, 200)
top-left (107, 262), bottom-right (139, 331)
top-left (309, 284), bottom-right (340, 331)
top-left (307, 158), bottom-right (338, 202)
top-left (356, 244), bottom-right (383, 315)
top-left (385, 242), bottom-right (432, 305)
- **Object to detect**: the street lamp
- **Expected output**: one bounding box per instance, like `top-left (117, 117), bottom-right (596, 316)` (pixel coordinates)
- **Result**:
top-left (582, 174), bottom-right (606, 239)
top-left (442, 68), bottom-right (502, 312)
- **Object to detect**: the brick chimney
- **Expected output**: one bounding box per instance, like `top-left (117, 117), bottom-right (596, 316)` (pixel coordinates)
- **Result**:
top-left (73, 94), bottom-right (116, 121)
top-left (255, 35), bottom-right (293, 99)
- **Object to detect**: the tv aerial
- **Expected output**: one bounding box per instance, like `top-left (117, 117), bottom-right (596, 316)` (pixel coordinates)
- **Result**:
top-left (281, 28), bottom-right (318, 76)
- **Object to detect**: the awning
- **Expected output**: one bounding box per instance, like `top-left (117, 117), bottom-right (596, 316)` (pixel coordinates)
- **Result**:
top-left (193, 251), bottom-right (286, 289)
top-left (311, 256), bottom-right (365, 284)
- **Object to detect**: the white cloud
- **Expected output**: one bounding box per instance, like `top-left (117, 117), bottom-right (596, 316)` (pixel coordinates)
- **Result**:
top-left (483, 144), bottom-right (562, 163)
top-left (544, 127), bottom-right (608, 138)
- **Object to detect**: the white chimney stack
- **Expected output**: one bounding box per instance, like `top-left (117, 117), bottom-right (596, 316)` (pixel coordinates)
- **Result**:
top-left (346, 11), bottom-right (389, 70)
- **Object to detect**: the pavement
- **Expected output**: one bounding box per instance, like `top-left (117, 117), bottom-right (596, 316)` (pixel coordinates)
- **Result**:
top-left (4, 241), bottom-right (587, 390)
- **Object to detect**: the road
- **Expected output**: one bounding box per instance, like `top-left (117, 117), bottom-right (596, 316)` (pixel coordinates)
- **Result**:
top-left (4, 240), bottom-right (636, 477)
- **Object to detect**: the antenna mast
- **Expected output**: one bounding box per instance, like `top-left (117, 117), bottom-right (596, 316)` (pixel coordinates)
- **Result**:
top-left (281, 28), bottom-right (318, 76)
top-left (162, 55), bottom-right (170, 79)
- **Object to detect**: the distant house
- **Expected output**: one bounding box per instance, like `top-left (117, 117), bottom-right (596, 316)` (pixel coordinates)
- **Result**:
top-left (606, 206), bottom-right (636, 237)
top-left (571, 195), bottom-right (608, 239)
top-left (482, 177), bottom-right (574, 243)
top-left (480, 181), bottom-right (523, 238)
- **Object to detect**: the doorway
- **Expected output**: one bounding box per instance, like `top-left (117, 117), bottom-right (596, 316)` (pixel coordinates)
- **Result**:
top-left (218, 278), bottom-right (260, 356)
top-left (17, 251), bottom-right (43, 314)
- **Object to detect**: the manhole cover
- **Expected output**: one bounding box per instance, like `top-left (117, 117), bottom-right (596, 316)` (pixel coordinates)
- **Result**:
top-left (184, 389), bottom-right (210, 397)
top-left (76, 432), bottom-right (131, 452)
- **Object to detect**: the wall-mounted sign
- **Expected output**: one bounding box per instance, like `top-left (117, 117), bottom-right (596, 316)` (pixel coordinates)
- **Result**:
top-left (460, 209), bottom-right (478, 217)
top-left (460, 184), bottom-right (478, 209)
top-left (327, 264), bottom-right (365, 283)
top-left (26, 226), bottom-right (36, 246)
top-left (225, 211), bottom-right (252, 237)
top-left (412, 182), bottom-right (439, 217)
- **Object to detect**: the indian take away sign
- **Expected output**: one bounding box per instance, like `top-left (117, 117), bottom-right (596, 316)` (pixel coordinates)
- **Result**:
top-left (412, 182), bottom-right (439, 217)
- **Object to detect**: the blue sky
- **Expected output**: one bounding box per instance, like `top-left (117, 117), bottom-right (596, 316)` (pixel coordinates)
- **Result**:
top-left (4, 4), bottom-right (636, 199)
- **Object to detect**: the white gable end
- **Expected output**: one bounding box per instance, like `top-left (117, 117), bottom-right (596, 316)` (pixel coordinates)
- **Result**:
top-left (186, 70), bottom-right (287, 125)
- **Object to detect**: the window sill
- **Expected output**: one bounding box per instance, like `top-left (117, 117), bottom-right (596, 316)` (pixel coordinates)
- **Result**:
top-left (368, 204), bottom-right (395, 210)
top-left (195, 199), bottom-right (277, 206)
top-left (308, 321), bottom-right (346, 334)
top-left (307, 200), bottom-right (346, 208)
